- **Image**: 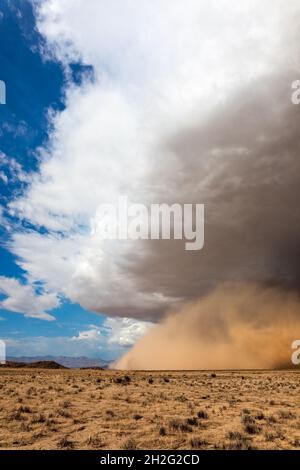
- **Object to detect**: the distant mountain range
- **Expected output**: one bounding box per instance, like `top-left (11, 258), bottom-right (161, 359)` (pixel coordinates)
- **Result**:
top-left (0, 360), bottom-right (66, 369)
top-left (7, 356), bottom-right (112, 369)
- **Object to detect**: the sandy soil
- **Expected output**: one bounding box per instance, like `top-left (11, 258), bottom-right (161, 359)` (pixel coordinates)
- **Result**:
top-left (0, 369), bottom-right (299, 450)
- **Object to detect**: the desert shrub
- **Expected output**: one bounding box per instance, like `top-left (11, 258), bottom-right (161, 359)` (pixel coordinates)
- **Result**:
top-left (121, 438), bottom-right (138, 450)
top-left (106, 409), bottom-right (115, 418)
top-left (244, 422), bottom-right (260, 435)
top-left (190, 437), bottom-right (207, 448)
top-left (197, 410), bottom-right (209, 419)
top-left (57, 436), bottom-right (74, 449)
top-left (18, 405), bottom-right (31, 413)
top-left (241, 414), bottom-right (255, 425)
top-left (8, 410), bottom-right (24, 421)
top-left (31, 413), bottom-right (46, 424)
top-left (86, 434), bottom-right (102, 447)
top-left (224, 434), bottom-right (253, 450)
top-left (177, 394), bottom-right (187, 402)
top-left (114, 375), bottom-right (131, 385)
top-left (61, 400), bottom-right (71, 409)
top-left (45, 418), bottom-right (57, 428)
top-left (169, 419), bottom-right (192, 433)
top-left (57, 409), bottom-right (71, 418)
top-left (186, 417), bottom-right (198, 426)
top-left (265, 432), bottom-right (275, 442)
top-left (227, 431), bottom-right (244, 441)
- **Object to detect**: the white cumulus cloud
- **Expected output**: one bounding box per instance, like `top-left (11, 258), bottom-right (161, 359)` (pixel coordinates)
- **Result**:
top-left (3, 0), bottom-right (300, 325)
top-left (0, 276), bottom-right (59, 321)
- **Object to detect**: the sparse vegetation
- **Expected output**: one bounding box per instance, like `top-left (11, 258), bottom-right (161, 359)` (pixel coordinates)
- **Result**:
top-left (224, 432), bottom-right (253, 450)
top-left (190, 437), bottom-right (207, 448)
top-left (197, 410), bottom-right (209, 419)
top-left (57, 436), bottom-right (74, 449)
top-left (0, 368), bottom-right (298, 449)
top-left (169, 419), bottom-right (193, 433)
top-left (121, 437), bottom-right (138, 450)
top-left (244, 422), bottom-right (260, 435)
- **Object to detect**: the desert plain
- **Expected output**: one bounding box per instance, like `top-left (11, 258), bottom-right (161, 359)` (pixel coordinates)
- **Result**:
top-left (0, 368), bottom-right (299, 450)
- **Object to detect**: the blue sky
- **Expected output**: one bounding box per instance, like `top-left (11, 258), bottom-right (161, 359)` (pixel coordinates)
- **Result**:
top-left (0, 0), bottom-right (151, 360)
top-left (1, 0), bottom-right (297, 368)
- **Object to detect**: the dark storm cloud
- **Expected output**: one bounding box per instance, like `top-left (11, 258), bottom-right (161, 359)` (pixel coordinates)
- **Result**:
top-left (117, 66), bottom-right (300, 321)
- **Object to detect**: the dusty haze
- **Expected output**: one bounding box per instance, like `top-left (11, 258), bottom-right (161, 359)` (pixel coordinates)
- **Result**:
top-left (115, 284), bottom-right (300, 370)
